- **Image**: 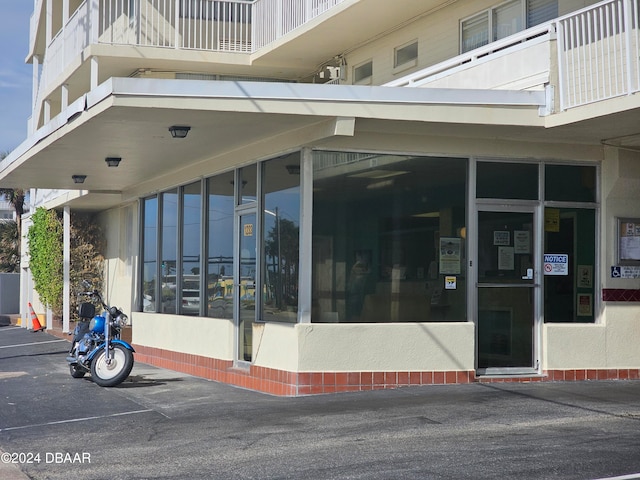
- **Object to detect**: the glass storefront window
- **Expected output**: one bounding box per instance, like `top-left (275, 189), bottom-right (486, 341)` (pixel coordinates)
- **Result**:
top-left (544, 164), bottom-right (597, 323)
top-left (544, 208), bottom-right (596, 322)
top-left (545, 164), bottom-right (596, 203)
top-left (181, 182), bottom-right (201, 316)
top-left (207, 172), bottom-right (235, 319)
top-left (312, 152), bottom-right (467, 323)
top-left (142, 197), bottom-right (158, 312)
top-left (238, 165), bottom-right (257, 205)
top-left (262, 154), bottom-right (300, 323)
top-left (477, 161), bottom-right (538, 200)
top-left (161, 189), bottom-right (178, 313)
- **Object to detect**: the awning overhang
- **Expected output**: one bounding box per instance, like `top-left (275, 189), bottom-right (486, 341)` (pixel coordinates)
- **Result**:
top-left (0, 78), bottom-right (551, 210)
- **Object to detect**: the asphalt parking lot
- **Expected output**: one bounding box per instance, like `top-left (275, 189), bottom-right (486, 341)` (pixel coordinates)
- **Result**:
top-left (2, 324), bottom-right (640, 480)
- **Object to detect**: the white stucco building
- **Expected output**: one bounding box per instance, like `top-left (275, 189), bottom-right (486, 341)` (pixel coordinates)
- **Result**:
top-left (3, 0), bottom-right (640, 394)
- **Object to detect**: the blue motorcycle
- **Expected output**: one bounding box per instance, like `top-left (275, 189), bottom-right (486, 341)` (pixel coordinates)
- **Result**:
top-left (66, 284), bottom-right (134, 387)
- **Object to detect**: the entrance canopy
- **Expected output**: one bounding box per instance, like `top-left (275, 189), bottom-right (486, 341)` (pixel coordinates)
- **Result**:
top-left (0, 78), bottom-right (632, 211)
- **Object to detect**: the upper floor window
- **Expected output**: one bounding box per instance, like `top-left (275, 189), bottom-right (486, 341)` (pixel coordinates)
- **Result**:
top-left (394, 40), bottom-right (418, 69)
top-left (353, 60), bottom-right (373, 84)
top-left (461, 0), bottom-right (558, 53)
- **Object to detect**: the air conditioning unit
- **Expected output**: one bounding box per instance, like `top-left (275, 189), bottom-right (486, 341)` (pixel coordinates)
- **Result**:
top-left (318, 66), bottom-right (341, 80)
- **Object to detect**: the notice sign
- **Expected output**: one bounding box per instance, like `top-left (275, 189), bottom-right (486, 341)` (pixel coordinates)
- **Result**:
top-left (544, 254), bottom-right (568, 275)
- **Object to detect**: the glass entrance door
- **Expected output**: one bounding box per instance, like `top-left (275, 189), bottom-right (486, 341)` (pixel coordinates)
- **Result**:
top-left (237, 212), bottom-right (257, 362)
top-left (476, 206), bottom-right (539, 374)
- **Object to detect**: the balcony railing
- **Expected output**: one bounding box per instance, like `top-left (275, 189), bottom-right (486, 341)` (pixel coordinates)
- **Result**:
top-left (38, 0), bottom-right (345, 93)
top-left (556, 0), bottom-right (640, 110)
top-left (388, 0), bottom-right (639, 112)
top-left (96, 0), bottom-right (344, 51)
top-left (36, 0), bottom-right (640, 120)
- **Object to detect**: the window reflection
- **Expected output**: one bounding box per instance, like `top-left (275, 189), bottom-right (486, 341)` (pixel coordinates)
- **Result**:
top-left (181, 182), bottom-right (201, 316)
top-left (142, 197), bottom-right (158, 312)
top-left (312, 153), bottom-right (467, 323)
top-left (238, 165), bottom-right (257, 205)
top-left (161, 190), bottom-right (178, 313)
top-left (207, 172), bottom-right (235, 319)
top-left (262, 154), bottom-right (300, 322)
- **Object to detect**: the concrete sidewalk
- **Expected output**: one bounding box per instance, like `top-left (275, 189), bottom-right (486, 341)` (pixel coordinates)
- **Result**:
top-left (0, 451), bottom-right (30, 480)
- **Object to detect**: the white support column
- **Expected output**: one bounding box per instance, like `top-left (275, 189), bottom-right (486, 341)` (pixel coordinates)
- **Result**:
top-left (63, 0), bottom-right (69, 24)
top-left (46, 0), bottom-right (53, 44)
top-left (63, 206), bottom-right (71, 333)
top-left (90, 56), bottom-right (99, 89)
top-left (298, 147), bottom-right (313, 324)
top-left (43, 99), bottom-right (51, 123)
top-left (61, 84), bottom-right (69, 111)
top-left (31, 55), bottom-right (39, 111)
top-left (31, 55), bottom-right (40, 134)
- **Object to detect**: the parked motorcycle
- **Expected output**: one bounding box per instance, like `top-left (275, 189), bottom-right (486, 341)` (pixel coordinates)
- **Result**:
top-left (66, 284), bottom-right (134, 387)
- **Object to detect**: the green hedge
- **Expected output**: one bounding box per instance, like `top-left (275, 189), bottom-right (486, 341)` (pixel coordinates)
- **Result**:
top-left (27, 207), bottom-right (104, 319)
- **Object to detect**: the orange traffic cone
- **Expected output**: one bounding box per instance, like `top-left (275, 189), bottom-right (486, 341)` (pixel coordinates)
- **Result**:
top-left (28, 302), bottom-right (45, 332)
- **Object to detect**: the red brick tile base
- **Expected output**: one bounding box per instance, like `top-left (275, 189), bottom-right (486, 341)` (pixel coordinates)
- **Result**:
top-left (133, 345), bottom-right (640, 396)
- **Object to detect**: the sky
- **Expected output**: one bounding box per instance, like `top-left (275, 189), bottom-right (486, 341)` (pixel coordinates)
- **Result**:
top-left (0, 3), bottom-right (33, 155)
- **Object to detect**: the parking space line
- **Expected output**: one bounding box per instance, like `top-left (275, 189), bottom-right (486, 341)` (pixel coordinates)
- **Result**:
top-left (592, 474), bottom-right (640, 480)
top-left (0, 340), bottom-right (67, 349)
top-left (0, 409), bottom-right (155, 432)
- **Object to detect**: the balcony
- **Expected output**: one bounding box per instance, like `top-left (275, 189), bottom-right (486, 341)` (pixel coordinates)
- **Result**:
top-left (30, 0), bottom-right (640, 135)
top-left (387, 0), bottom-right (640, 113)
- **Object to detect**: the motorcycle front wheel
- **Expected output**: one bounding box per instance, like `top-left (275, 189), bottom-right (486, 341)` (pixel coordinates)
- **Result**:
top-left (90, 344), bottom-right (134, 387)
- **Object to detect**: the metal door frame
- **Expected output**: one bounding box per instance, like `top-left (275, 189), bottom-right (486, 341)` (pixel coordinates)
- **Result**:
top-left (473, 201), bottom-right (542, 376)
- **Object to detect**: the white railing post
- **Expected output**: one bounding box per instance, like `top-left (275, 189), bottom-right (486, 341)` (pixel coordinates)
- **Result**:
top-left (624, 0), bottom-right (634, 93)
top-left (556, 19), bottom-right (566, 111)
top-left (277, 0), bottom-right (282, 39)
top-left (175, 0), bottom-right (180, 49)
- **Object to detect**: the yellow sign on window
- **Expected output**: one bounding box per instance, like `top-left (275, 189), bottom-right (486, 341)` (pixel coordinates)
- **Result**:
top-left (545, 208), bottom-right (560, 232)
top-left (244, 223), bottom-right (253, 236)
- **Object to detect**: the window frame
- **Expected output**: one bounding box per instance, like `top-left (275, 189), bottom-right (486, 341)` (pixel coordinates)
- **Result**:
top-left (139, 154), bottom-right (301, 321)
top-left (460, 0), bottom-right (557, 54)
top-left (353, 59), bottom-right (373, 85)
top-left (393, 40), bottom-right (418, 71)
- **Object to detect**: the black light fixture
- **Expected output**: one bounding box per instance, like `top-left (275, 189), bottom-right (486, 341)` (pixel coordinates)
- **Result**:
top-left (72, 174), bottom-right (87, 184)
top-left (169, 125), bottom-right (191, 138)
top-left (105, 157), bottom-right (121, 167)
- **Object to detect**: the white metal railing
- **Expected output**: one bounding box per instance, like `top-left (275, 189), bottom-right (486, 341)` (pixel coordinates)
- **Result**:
top-left (556, 0), bottom-right (639, 109)
top-left (36, 0), bottom-right (639, 119)
top-left (389, 0), bottom-right (639, 111)
top-left (252, 0), bottom-right (343, 49)
top-left (98, 0), bottom-right (253, 51)
top-left (384, 23), bottom-right (555, 88)
top-left (95, 0), bottom-right (344, 51)
top-left (40, 1), bottom-right (93, 97)
top-left (40, 0), bottom-right (346, 66)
